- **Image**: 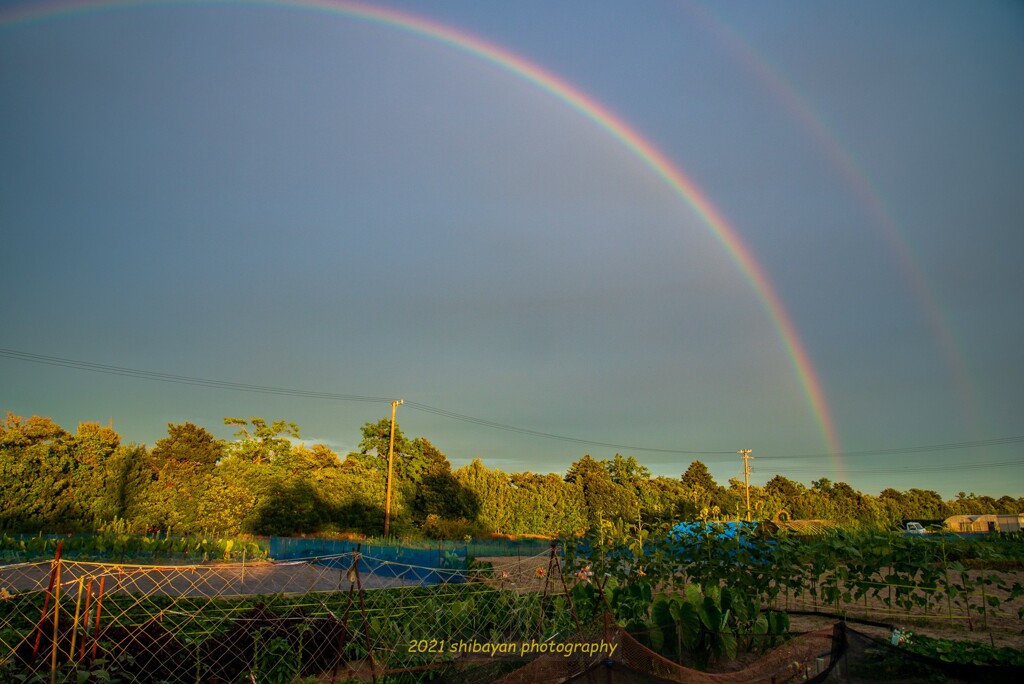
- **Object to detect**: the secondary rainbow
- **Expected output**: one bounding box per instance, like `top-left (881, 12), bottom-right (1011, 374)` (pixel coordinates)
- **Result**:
top-left (683, 2), bottom-right (979, 438)
top-left (1, 0), bottom-right (845, 464)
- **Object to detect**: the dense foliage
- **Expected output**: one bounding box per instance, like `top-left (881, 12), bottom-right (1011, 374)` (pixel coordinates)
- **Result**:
top-left (1, 411), bottom-right (1021, 538)
top-left (561, 523), bottom-right (1024, 668)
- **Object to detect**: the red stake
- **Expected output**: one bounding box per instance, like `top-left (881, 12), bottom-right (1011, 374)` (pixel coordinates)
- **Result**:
top-left (30, 540), bottom-right (63, 663)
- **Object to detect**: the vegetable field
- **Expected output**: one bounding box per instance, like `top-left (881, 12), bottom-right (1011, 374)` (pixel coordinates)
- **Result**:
top-left (2, 527), bottom-right (1023, 681)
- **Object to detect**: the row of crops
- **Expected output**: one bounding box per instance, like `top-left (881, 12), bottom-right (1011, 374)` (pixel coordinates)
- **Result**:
top-left (0, 532), bottom-right (268, 564)
top-left (565, 525), bottom-right (1024, 646)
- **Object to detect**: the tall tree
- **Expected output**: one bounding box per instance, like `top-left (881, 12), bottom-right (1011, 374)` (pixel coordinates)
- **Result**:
top-left (133, 423), bottom-right (228, 534)
top-left (454, 459), bottom-right (515, 534)
top-left (223, 417), bottom-right (299, 465)
top-left (98, 443), bottom-right (150, 525)
top-left (679, 460), bottom-right (721, 520)
top-left (511, 471), bottom-right (586, 536)
top-left (0, 413), bottom-right (79, 531)
top-left (71, 422), bottom-right (121, 526)
top-left (681, 460), bottom-right (718, 490)
top-left (151, 422), bottom-right (223, 475)
top-left (565, 455), bottom-right (634, 529)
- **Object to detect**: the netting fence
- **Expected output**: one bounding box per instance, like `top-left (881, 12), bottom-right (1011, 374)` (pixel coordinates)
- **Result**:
top-left (0, 541), bottom-right (574, 682)
top-left (4, 538), bottom-right (1018, 683)
top-left (0, 542), bottom-right (847, 683)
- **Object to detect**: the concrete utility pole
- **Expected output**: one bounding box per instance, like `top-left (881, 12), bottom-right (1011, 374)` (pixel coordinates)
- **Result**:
top-left (738, 449), bottom-right (753, 521)
top-left (383, 399), bottom-right (404, 538)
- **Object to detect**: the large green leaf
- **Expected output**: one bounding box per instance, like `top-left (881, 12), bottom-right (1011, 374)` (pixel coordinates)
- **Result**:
top-left (670, 600), bottom-right (702, 651)
top-left (698, 597), bottom-right (722, 632)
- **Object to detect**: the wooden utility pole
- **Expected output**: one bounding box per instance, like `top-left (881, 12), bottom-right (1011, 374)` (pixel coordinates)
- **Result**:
top-left (738, 449), bottom-right (753, 521)
top-left (383, 399), bottom-right (403, 538)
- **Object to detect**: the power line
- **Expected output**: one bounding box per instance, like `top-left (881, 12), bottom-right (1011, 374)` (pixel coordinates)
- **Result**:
top-left (3, 347), bottom-right (1021, 462)
top-left (402, 400), bottom-right (732, 454)
top-left (0, 348), bottom-right (394, 404)
top-left (759, 435), bottom-right (1024, 460)
top-left (771, 458), bottom-right (1024, 475)
top-left (0, 347), bottom-right (731, 455)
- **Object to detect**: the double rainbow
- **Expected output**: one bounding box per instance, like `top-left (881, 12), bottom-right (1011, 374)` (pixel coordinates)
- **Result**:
top-left (1, 0), bottom-right (844, 464)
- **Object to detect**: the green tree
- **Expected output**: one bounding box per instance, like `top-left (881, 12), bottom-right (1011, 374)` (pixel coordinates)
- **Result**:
top-left (349, 417), bottom-right (410, 475)
top-left (133, 423), bottom-right (227, 534)
top-left (223, 416), bottom-right (299, 465)
top-left (764, 475), bottom-right (811, 519)
top-left (71, 422), bottom-right (122, 526)
top-left (638, 476), bottom-right (685, 525)
top-left (0, 413), bottom-right (80, 531)
top-left (454, 458), bottom-right (515, 533)
top-left (98, 443), bottom-right (150, 525)
top-left (565, 455), bottom-right (634, 530)
top-left (679, 460), bottom-right (722, 520)
top-left (335, 455), bottom-right (388, 534)
top-left (152, 421), bottom-right (223, 474)
top-left (511, 471), bottom-right (586, 536)
top-left (681, 460), bottom-right (717, 491)
top-left (346, 419), bottom-right (462, 531)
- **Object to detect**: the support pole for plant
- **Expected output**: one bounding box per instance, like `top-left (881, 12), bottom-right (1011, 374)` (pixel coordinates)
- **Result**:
top-left (334, 553), bottom-right (359, 681)
top-left (353, 546), bottom-right (377, 684)
top-left (69, 575), bottom-right (85, 665)
top-left (79, 579), bottom-right (93, 662)
top-left (90, 576), bottom-right (106, 664)
top-left (49, 556), bottom-right (62, 684)
top-left (979, 578), bottom-right (989, 631)
top-left (31, 540), bottom-right (63, 663)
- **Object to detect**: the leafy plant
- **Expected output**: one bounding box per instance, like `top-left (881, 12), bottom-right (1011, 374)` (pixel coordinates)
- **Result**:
top-left (902, 633), bottom-right (1024, 666)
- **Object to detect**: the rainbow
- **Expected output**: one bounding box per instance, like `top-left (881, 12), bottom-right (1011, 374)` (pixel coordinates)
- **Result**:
top-left (1, 0), bottom-right (845, 465)
top-left (683, 3), bottom-right (979, 435)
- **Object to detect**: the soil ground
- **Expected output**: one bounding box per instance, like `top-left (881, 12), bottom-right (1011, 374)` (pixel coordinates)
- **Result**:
top-left (0, 558), bottom-right (419, 597)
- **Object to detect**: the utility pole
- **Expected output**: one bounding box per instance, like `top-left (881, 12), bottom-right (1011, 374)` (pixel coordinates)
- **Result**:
top-left (738, 449), bottom-right (753, 522)
top-left (383, 399), bottom-right (404, 538)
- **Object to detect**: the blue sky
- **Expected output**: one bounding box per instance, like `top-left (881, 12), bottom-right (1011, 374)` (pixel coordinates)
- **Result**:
top-left (2, 0), bottom-right (1022, 498)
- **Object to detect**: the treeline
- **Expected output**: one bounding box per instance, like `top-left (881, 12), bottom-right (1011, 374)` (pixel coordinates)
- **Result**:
top-left (1, 412), bottom-right (1020, 538)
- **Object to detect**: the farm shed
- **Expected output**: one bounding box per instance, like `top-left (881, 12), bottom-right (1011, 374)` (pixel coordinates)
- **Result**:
top-left (944, 513), bottom-right (1024, 533)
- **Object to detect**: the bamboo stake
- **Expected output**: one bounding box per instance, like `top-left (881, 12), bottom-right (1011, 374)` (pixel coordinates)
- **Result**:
top-left (69, 576), bottom-right (85, 664)
top-left (90, 576), bottom-right (106, 664)
top-left (79, 579), bottom-right (93, 662)
top-left (31, 540), bottom-right (63, 662)
top-left (49, 557), bottom-right (62, 684)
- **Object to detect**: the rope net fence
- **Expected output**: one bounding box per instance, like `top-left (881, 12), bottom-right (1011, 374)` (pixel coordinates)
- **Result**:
top-left (5, 540), bottom-right (1016, 683)
top-left (0, 544), bottom-right (579, 682)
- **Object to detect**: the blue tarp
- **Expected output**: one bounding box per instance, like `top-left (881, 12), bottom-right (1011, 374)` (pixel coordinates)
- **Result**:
top-left (269, 537), bottom-right (467, 584)
top-left (671, 520), bottom-right (761, 540)
top-left (670, 521), bottom-right (777, 564)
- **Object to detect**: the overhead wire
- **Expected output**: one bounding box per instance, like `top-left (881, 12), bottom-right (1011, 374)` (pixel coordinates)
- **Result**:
top-left (0, 348), bottom-right (394, 404)
top-left (2, 346), bottom-right (1021, 467)
top-left (760, 435), bottom-right (1024, 460)
top-left (771, 457), bottom-right (1024, 475)
top-left (402, 400), bottom-right (733, 454)
top-left (0, 347), bottom-right (730, 455)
